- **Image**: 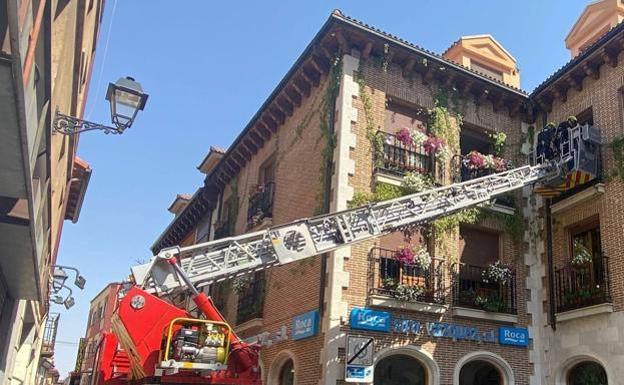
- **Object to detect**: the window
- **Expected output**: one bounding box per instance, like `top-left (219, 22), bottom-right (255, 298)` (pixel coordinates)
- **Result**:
top-left (259, 155), bottom-right (276, 185)
top-left (460, 125), bottom-right (492, 156)
top-left (459, 226), bottom-right (499, 267)
top-left (576, 107), bottom-right (594, 126)
top-left (569, 218), bottom-right (601, 263)
top-left (196, 212), bottom-right (211, 243)
top-left (459, 360), bottom-right (502, 385)
top-left (384, 101), bottom-right (426, 134)
top-left (279, 359), bottom-right (295, 385)
top-left (567, 361), bottom-right (607, 385)
top-left (375, 354), bottom-right (426, 385)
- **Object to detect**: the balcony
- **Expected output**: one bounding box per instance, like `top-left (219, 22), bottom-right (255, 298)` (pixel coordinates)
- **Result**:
top-left (554, 254), bottom-right (611, 315)
top-left (452, 263), bottom-right (517, 316)
top-left (247, 182), bottom-right (275, 229)
top-left (375, 131), bottom-right (432, 177)
top-left (41, 313), bottom-right (60, 357)
top-left (236, 273), bottom-right (265, 325)
top-left (369, 247), bottom-right (447, 312)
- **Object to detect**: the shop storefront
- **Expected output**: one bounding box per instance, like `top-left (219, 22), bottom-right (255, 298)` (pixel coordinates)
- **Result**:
top-left (348, 308), bottom-right (528, 385)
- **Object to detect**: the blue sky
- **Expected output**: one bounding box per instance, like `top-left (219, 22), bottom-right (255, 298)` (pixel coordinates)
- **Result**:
top-left (53, 0), bottom-right (591, 377)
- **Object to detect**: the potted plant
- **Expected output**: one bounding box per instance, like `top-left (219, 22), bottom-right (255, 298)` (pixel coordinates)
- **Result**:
top-left (392, 283), bottom-right (425, 301)
top-left (414, 248), bottom-right (432, 271)
top-left (402, 171), bottom-right (432, 193)
top-left (482, 261), bottom-right (514, 285)
top-left (396, 127), bottom-right (414, 147)
top-left (393, 246), bottom-right (431, 270)
top-left (474, 290), bottom-right (506, 312)
top-left (571, 241), bottom-right (593, 267)
top-left (394, 247), bottom-right (415, 265)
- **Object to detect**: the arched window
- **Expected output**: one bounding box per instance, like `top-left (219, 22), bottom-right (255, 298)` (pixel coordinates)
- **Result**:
top-left (459, 360), bottom-right (502, 385)
top-left (568, 361), bottom-right (607, 385)
top-left (374, 354), bottom-right (427, 385)
top-left (279, 358), bottom-right (294, 385)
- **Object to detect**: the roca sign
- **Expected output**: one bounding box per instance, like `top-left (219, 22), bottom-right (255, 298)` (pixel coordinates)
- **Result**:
top-left (349, 308), bottom-right (529, 347)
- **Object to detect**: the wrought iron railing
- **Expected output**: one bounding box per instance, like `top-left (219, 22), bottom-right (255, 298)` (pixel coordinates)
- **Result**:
top-left (41, 313), bottom-right (60, 356)
top-left (554, 254), bottom-right (611, 313)
top-left (452, 263), bottom-right (517, 314)
top-left (236, 272), bottom-right (265, 324)
top-left (375, 131), bottom-right (432, 176)
top-left (247, 182), bottom-right (275, 228)
top-left (369, 247), bottom-right (446, 304)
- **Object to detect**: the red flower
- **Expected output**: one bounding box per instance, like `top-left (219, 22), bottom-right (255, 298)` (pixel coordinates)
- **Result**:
top-left (396, 128), bottom-right (414, 147)
top-left (394, 247), bottom-right (415, 265)
top-left (465, 150), bottom-right (485, 169)
top-left (423, 135), bottom-right (446, 154)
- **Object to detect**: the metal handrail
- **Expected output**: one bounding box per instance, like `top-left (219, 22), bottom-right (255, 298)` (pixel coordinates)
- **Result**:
top-left (369, 247), bottom-right (446, 304)
top-left (554, 254), bottom-right (611, 313)
top-left (375, 131), bottom-right (432, 176)
top-left (451, 262), bottom-right (517, 314)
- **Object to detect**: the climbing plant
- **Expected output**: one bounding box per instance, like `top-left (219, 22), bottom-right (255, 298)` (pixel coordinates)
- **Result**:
top-left (315, 56), bottom-right (342, 214)
top-left (227, 177), bottom-right (240, 235)
top-left (432, 208), bottom-right (482, 235)
top-left (428, 102), bottom-right (460, 154)
top-left (610, 135), bottom-right (624, 182)
top-left (347, 182), bottom-right (404, 209)
top-left (490, 132), bottom-right (507, 157)
top-left (356, 72), bottom-right (386, 168)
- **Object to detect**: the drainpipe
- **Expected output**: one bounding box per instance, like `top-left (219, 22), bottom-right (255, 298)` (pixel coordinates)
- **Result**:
top-left (545, 199), bottom-right (556, 330)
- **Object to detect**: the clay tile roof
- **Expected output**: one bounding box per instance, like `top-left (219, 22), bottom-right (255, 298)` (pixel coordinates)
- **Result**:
top-left (332, 11), bottom-right (528, 95)
top-left (531, 20), bottom-right (624, 97)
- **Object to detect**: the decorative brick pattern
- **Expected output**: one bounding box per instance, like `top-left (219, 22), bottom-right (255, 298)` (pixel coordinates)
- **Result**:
top-left (531, 50), bottom-right (624, 385)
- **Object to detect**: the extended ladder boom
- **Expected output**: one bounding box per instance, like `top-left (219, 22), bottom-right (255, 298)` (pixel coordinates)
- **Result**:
top-left (134, 162), bottom-right (559, 293)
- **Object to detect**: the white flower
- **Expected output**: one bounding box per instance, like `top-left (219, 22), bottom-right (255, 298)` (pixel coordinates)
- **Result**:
top-left (435, 145), bottom-right (451, 161)
top-left (571, 242), bottom-right (593, 266)
top-left (402, 171), bottom-right (431, 193)
top-left (483, 154), bottom-right (496, 169)
top-left (411, 131), bottom-right (428, 147)
top-left (414, 248), bottom-right (431, 270)
top-left (482, 261), bottom-right (513, 285)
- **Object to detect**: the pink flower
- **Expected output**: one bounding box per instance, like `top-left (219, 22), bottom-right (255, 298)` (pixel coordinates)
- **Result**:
top-left (423, 135), bottom-right (446, 154)
top-left (396, 128), bottom-right (414, 147)
top-left (465, 150), bottom-right (485, 169)
top-left (394, 247), bottom-right (415, 265)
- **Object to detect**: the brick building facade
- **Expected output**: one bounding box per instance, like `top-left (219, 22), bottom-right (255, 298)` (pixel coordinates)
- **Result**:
top-left (0, 0), bottom-right (104, 383)
top-left (152, 4), bottom-right (624, 385)
top-left (75, 283), bottom-right (121, 385)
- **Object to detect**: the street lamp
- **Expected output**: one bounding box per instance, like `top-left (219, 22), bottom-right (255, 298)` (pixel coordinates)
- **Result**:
top-left (51, 267), bottom-right (68, 293)
top-left (50, 285), bottom-right (75, 309)
top-left (53, 76), bottom-right (149, 135)
top-left (51, 265), bottom-right (86, 290)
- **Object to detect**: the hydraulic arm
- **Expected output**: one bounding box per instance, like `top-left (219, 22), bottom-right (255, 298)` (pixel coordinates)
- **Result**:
top-left (133, 161), bottom-right (560, 294)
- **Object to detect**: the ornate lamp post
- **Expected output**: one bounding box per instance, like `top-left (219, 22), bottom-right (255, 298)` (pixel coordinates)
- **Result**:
top-left (49, 265), bottom-right (86, 310)
top-left (53, 76), bottom-right (149, 135)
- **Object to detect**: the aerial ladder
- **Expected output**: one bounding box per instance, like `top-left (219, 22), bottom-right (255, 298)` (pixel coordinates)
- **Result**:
top-left (94, 120), bottom-right (600, 385)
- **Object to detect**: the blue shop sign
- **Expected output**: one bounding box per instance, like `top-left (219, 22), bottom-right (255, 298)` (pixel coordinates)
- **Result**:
top-left (499, 327), bottom-right (529, 347)
top-left (292, 310), bottom-right (318, 340)
top-left (349, 308), bottom-right (391, 332)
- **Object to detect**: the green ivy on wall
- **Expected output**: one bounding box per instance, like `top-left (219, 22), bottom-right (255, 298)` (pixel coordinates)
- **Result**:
top-left (228, 177), bottom-right (240, 235)
top-left (347, 182), bottom-right (405, 208)
top-left (315, 56), bottom-right (342, 214)
top-left (610, 135), bottom-right (624, 182)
